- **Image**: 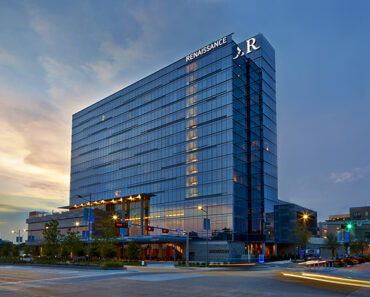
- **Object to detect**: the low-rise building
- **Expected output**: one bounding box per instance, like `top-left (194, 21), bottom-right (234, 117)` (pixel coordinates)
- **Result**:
top-left (273, 200), bottom-right (317, 256)
top-left (26, 209), bottom-right (86, 245)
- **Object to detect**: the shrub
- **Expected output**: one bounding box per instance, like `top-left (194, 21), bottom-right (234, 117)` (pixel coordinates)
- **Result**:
top-left (100, 261), bottom-right (124, 270)
top-left (355, 257), bottom-right (366, 264)
top-left (343, 258), bottom-right (360, 266)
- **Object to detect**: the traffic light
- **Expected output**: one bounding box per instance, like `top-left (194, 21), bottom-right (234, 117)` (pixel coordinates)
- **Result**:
top-left (115, 222), bottom-right (128, 228)
top-left (162, 228), bottom-right (169, 233)
top-left (147, 226), bottom-right (154, 232)
top-left (346, 223), bottom-right (353, 230)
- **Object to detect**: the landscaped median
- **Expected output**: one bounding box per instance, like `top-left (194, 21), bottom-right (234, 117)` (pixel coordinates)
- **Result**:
top-left (0, 257), bottom-right (146, 270)
top-left (332, 256), bottom-right (369, 267)
top-left (175, 261), bottom-right (257, 268)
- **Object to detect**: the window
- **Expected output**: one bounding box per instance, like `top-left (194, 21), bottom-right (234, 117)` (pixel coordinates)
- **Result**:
top-left (186, 175), bottom-right (198, 186)
top-left (187, 152), bottom-right (198, 163)
top-left (186, 130), bottom-right (198, 141)
top-left (186, 164), bottom-right (198, 175)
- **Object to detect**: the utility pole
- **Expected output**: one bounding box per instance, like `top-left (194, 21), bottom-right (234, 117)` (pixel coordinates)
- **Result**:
top-left (88, 193), bottom-right (91, 266)
top-left (121, 198), bottom-right (125, 260)
top-left (186, 231), bottom-right (189, 266)
top-left (76, 194), bottom-right (92, 266)
top-left (198, 204), bottom-right (209, 266)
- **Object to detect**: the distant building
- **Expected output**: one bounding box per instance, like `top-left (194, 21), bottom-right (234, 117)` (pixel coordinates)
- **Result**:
top-left (350, 206), bottom-right (370, 220)
top-left (274, 201), bottom-right (317, 243)
top-left (26, 209), bottom-right (86, 245)
top-left (317, 205), bottom-right (370, 256)
top-left (328, 214), bottom-right (350, 222)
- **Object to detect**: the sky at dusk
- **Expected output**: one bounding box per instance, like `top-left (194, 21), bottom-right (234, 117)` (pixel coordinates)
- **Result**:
top-left (0, 0), bottom-right (369, 241)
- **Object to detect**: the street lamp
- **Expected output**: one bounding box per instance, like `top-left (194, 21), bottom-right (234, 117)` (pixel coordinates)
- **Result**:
top-left (198, 205), bottom-right (209, 267)
top-left (76, 193), bottom-right (92, 266)
top-left (11, 229), bottom-right (27, 243)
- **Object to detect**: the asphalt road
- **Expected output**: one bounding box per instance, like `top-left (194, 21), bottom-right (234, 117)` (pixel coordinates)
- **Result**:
top-left (0, 264), bottom-right (368, 297)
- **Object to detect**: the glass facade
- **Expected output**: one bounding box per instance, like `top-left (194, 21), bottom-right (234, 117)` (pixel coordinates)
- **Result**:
top-left (70, 34), bottom-right (277, 243)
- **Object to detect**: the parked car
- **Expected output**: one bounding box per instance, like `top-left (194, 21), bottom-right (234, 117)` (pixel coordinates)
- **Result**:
top-left (21, 254), bottom-right (33, 262)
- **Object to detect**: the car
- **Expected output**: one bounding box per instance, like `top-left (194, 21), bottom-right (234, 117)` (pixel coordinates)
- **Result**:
top-left (21, 254), bottom-right (33, 262)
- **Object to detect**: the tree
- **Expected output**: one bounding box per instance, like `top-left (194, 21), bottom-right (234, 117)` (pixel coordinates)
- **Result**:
top-left (126, 241), bottom-right (140, 260)
top-left (0, 241), bottom-right (12, 257)
top-left (60, 229), bottom-right (84, 259)
top-left (23, 245), bottom-right (31, 255)
top-left (31, 246), bottom-right (40, 257)
top-left (95, 216), bottom-right (118, 259)
top-left (1, 245), bottom-right (10, 257)
top-left (12, 245), bottom-right (19, 257)
top-left (295, 223), bottom-right (312, 258)
top-left (326, 233), bottom-right (340, 258)
top-left (42, 219), bottom-right (61, 257)
top-left (102, 242), bottom-right (117, 259)
top-left (350, 238), bottom-right (367, 256)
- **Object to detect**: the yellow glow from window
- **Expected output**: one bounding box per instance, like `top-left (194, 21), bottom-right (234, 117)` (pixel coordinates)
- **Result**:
top-left (186, 141), bottom-right (198, 152)
top-left (186, 164), bottom-right (198, 175)
top-left (186, 152), bottom-right (198, 163)
top-left (186, 188), bottom-right (198, 197)
top-left (186, 129), bottom-right (198, 141)
top-left (186, 107), bottom-right (197, 118)
top-left (186, 96), bottom-right (197, 107)
top-left (186, 175), bottom-right (198, 187)
top-left (186, 118), bottom-right (197, 129)
top-left (186, 85), bottom-right (197, 96)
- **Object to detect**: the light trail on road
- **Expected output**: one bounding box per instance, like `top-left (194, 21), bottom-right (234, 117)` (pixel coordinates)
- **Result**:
top-left (281, 272), bottom-right (370, 288)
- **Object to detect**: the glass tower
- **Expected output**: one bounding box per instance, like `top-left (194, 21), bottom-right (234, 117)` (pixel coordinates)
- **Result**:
top-left (70, 34), bottom-right (277, 243)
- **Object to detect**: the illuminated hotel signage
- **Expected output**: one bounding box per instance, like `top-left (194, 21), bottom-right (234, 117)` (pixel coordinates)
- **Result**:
top-left (186, 36), bottom-right (261, 63)
top-left (186, 36), bottom-right (227, 62)
top-left (233, 37), bottom-right (260, 59)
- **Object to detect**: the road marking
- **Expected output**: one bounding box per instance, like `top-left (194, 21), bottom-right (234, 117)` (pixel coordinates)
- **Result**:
top-left (121, 272), bottom-right (204, 282)
top-left (0, 271), bottom-right (134, 292)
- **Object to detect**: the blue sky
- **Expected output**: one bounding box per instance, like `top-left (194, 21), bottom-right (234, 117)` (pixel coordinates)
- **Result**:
top-left (0, 0), bottom-right (369, 241)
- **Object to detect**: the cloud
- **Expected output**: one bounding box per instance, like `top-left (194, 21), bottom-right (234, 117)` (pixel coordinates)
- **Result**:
top-left (87, 3), bottom-right (167, 89)
top-left (27, 5), bottom-right (55, 44)
top-left (330, 166), bottom-right (370, 183)
top-left (0, 48), bottom-right (20, 67)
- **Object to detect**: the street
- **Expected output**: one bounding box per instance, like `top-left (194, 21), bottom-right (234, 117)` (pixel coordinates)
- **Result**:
top-left (0, 264), bottom-right (368, 296)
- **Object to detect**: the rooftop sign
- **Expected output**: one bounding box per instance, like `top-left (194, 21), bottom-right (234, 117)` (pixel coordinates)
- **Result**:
top-left (233, 38), bottom-right (260, 59)
top-left (185, 35), bottom-right (261, 63)
top-left (186, 36), bottom-right (227, 62)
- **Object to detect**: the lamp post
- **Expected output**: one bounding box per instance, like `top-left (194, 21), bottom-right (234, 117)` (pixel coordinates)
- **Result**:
top-left (301, 213), bottom-right (310, 260)
top-left (76, 193), bottom-right (92, 266)
top-left (198, 204), bottom-right (209, 266)
top-left (120, 198), bottom-right (125, 260)
top-left (11, 229), bottom-right (27, 244)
